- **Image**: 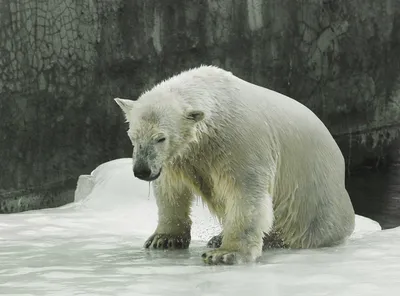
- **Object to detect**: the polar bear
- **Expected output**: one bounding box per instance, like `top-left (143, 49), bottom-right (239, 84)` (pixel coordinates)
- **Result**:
top-left (114, 65), bottom-right (355, 265)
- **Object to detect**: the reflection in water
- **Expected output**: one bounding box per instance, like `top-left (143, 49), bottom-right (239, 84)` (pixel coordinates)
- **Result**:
top-left (347, 164), bottom-right (400, 230)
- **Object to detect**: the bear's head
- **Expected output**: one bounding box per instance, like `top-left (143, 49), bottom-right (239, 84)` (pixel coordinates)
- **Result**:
top-left (114, 97), bottom-right (205, 182)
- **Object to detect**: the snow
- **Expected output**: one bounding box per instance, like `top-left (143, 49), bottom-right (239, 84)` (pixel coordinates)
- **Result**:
top-left (0, 158), bottom-right (399, 296)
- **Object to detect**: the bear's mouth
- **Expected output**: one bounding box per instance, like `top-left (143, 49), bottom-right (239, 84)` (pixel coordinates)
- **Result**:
top-left (142, 169), bottom-right (162, 182)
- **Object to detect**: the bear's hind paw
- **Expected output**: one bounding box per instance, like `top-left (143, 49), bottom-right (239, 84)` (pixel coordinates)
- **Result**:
top-left (144, 233), bottom-right (190, 250)
top-left (201, 249), bottom-right (243, 265)
top-left (206, 234), bottom-right (223, 248)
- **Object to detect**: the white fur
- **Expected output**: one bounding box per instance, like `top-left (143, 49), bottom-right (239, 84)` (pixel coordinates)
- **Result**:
top-left (114, 65), bottom-right (355, 264)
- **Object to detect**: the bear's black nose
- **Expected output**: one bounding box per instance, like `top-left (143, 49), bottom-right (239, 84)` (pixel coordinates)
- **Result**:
top-left (133, 165), bottom-right (152, 180)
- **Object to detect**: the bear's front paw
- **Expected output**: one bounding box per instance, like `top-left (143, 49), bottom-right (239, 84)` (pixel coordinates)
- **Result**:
top-left (201, 249), bottom-right (243, 265)
top-left (144, 233), bottom-right (191, 250)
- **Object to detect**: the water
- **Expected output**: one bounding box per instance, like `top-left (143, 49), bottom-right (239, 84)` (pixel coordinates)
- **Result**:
top-left (0, 158), bottom-right (399, 296)
top-left (347, 164), bottom-right (400, 229)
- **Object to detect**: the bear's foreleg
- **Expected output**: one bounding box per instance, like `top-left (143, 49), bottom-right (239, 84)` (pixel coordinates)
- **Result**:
top-left (202, 187), bottom-right (274, 265)
top-left (144, 181), bottom-right (193, 250)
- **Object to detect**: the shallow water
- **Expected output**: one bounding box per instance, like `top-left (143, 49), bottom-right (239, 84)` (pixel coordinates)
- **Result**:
top-left (0, 158), bottom-right (399, 296)
top-left (347, 164), bottom-right (400, 229)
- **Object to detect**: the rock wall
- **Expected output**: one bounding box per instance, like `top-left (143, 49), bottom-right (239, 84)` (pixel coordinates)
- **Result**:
top-left (1, 0), bottom-right (400, 212)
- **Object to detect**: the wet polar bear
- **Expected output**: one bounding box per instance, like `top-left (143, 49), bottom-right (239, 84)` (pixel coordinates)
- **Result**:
top-left (114, 65), bottom-right (355, 265)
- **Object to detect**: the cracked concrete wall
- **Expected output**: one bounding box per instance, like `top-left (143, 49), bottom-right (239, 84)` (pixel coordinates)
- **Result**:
top-left (1, 0), bottom-right (400, 212)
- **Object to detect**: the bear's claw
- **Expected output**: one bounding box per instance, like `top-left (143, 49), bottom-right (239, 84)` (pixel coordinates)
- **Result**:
top-left (144, 233), bottom-right (190, 250)
top-left (201, 249), bottom-right (240, 265)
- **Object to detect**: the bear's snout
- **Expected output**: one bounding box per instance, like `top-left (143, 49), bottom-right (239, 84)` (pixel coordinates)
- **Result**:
top-left (133, 163), bottom-right (152, 180)
top-left (133, 163), bottom-right (161, 182)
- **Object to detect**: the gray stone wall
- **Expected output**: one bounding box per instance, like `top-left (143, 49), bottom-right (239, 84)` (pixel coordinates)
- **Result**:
top-left (1, 0), bottom-right (400, 212)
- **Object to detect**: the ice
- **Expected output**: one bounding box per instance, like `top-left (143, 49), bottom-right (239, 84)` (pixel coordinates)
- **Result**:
top-left (0, 158), bottom-right (399, 296)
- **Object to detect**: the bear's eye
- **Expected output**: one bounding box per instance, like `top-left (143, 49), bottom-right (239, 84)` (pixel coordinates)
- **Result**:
top-left (156, 137), bottom-right (166, 143)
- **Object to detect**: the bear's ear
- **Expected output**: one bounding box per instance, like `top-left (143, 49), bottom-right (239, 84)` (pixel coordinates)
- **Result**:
top-left (114, 97), bottom-right (135, 115)
top-left (185, 110), bottom-right (205, 122)
top-left (114, 97), bottom-right (136, 122)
